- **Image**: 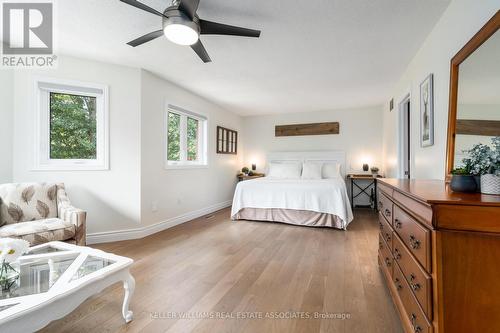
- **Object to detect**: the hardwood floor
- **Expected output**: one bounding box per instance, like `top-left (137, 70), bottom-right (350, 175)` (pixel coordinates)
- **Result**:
top-left (40, 208), bottom-right (403, 333)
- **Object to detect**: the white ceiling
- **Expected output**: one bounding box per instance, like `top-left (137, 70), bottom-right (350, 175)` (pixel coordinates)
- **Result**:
top-left (55, 0), bottom-right (450, 116)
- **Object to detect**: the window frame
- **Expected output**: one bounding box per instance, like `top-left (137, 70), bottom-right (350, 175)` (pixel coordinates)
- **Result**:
top-left (164, 104), bottom-right (208, 169)
top-left (34, 77), bottom-right (109, 171)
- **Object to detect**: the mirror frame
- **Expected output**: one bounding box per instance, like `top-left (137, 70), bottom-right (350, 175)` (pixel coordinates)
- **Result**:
top-left (445, 10), bottom-right (500, 181)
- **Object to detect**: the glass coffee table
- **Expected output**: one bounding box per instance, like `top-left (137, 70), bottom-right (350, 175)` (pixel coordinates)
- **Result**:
top-left (0, 241), bottom-right (134, 332)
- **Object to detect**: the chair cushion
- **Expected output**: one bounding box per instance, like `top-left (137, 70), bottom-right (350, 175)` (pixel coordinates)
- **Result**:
top-left (0, 218), bottom-right (75, 246)
top-left (0, 183), bottom-right (58, 226)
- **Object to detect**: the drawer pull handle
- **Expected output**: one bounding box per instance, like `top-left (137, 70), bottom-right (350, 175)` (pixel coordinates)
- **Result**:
top-left (379, 222), bottom-right (384, 230)
top-left (385, 258), bottom-right (391, 267)
top-left (378, 201), bottom-right (383, 208)
top-left (385, 233), bottom-right (391, 241)
top-left (411, 282), bottom-right (421, 291)
top-left (409, 274), bottom-right (421, 291)
top-left (410, 313), bottom-right (422, 333)
top-left (409, 235), bottom-right (421, 249)
top-left (394, 278), bottom-right (403, 290)
top-left (379, 241), bottom-right (383, 250)
top-left (394, 248), bottom-right (401, 260)
top-left (385, 208), bottom-right (391, 217)
top-left (394, 219), bottom-right (402, 229)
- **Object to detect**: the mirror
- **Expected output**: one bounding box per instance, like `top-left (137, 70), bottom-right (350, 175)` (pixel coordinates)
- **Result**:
top-left (454, 31), bottom-right (500, 168)
top-left (446, 11), bottom-right (500, 179)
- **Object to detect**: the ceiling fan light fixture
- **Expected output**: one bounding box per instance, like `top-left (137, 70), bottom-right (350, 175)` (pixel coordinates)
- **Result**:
top-left (122, 0), bottom-right (261, 62)
top-left (164, 22), bottom-right (199, 46)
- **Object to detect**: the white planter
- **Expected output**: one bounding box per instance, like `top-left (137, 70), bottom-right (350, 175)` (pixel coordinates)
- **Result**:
top-left (480, 174), bottom-right (500, 195)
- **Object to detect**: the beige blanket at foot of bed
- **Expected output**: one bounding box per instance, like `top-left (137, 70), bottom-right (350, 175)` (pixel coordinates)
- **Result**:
top-left (233, 207), bottom-right (346, 230)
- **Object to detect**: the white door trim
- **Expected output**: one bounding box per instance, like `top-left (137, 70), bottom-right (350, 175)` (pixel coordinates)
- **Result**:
top-left (397, 91), bottom-right (411, 179)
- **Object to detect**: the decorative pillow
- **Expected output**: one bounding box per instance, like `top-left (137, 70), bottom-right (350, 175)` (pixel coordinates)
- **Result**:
top-left (301, 162), bottom-right (323, 179)
top-left (0, 183), bottom-right (58, 226)
top-left (322, 163), bottom-right (341, 178)
top-left (268, 162), bottom-right (302, 179)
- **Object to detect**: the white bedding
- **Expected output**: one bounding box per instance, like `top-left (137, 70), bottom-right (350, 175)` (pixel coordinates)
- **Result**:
top-left (231, 177), bottom-right (354, 229)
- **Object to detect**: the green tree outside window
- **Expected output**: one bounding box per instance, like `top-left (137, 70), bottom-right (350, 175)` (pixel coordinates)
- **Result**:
top-left (167, 112), bottom-right (181, 161)
top-left (187, 117), bottom-right (198, 161)
top-left (49, 92), bottom-right (97, 159)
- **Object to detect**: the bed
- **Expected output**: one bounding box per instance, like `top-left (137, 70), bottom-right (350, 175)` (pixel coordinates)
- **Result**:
top-left (231, 151), bottom-right (354, 230)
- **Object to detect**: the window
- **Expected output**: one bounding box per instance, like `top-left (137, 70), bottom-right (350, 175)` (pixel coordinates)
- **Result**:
top-left (35, 78), bottom-right (109, 170)
top-left (165, 105), bottom-right (207, 168)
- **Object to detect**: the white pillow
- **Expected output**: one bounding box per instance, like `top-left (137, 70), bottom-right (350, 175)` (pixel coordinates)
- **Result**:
top-left (268, 163), bottom-right (302, 179)
top-left (301, 162), bottom-right (323, 179)
top-left (322, 163), bottom-right (341, 178)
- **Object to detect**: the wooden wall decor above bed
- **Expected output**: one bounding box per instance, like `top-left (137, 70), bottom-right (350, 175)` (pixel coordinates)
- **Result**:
top-left (275, 122), bottom-right (340, 137)
top-left (455, 119), bottom-right (500, 136)
top-left (217, 126), bottom-right (238, 154)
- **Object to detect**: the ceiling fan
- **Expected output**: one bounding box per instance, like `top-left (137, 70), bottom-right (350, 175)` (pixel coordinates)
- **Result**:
top-left (120, 0), bottom-right (261, 63)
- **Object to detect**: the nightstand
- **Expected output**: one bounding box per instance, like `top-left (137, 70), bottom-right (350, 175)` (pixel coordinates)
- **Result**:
top-left (237, 173), bottom-right (265, 182)
top-left (346, 174), bottom-right (383, 209)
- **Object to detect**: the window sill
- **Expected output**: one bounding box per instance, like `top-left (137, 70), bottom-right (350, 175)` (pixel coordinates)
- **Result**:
top-left (164, 163), bottom-right (209, 170)
top-left (32, 163), bottom-right (109, 171)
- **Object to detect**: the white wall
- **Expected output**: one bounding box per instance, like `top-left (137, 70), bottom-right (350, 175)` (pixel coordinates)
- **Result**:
top-left (140, 70), bottom-right (243, 227)
top-left (7, 57), bottom-right (243, 240)
top-left (0, 70), bottom-right (13, 183)
top-left (242, 107), bottom-right (384, 174)
top-left (7, 55), bottom-right (243, 240)
top-left (11, 56), bottom-right (142, 234)
top-left (382, 0), bottom-right (500, 179)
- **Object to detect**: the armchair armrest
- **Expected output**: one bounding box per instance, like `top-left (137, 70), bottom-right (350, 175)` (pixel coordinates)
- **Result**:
top-left (57, 184), bottom-right (87, 246)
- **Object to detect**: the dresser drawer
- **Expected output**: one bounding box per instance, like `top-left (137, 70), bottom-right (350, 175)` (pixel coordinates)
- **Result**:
top-left (378, 192), bottom-right (393, 224)
top-left (379, 233), bottom-right (393, 277)
top-left (393, 191), bottom-right (433, 227)
top-left (393, 263), bottom-right (432, 333)
top-left (378, 213), bottom-right (393, 248)
top-left (378, 182), bottom-right (393, 198)
top-left (393, 233), bottom-right (432, 319)
top-left (394, 205), bottom-right (431, 271)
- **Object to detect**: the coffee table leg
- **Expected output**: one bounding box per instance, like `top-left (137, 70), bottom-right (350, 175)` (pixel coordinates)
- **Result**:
top-left (122, 273), bottom-right (135, 323)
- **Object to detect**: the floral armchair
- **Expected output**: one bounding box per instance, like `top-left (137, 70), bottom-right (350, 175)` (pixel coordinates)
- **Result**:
top-left (0, 183), bottom-right (86, 246)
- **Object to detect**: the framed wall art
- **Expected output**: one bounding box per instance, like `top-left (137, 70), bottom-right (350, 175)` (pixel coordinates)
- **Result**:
top-left (216, 126), bottom-right (238, 154)
top-left (420, 73), bottom-right (434, 147)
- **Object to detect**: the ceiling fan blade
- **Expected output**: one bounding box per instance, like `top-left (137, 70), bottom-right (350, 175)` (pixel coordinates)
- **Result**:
top-left (127, 30), bottom-right (164, 47)
top-left (178, 0), bottom-right (200, 20)
top-left (191, 39), bottom-right (211, 63)
top-left (199, 20), bottom-right (261, 38)
top-left (120, 0), bottom-right (165, 17)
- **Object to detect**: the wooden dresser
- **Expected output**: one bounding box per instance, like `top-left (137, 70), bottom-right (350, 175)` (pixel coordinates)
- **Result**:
top-left (377, 179), bottom-right (500, 333)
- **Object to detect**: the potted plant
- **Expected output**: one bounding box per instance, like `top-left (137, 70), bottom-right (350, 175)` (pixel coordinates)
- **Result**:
top-left (462, 137), bottom-right (500, 194)
top-left (450, 167), bottom-right (477, 193)
top-left (370, 166), bottom-right (379, 177)
top-left (461, 137), bottom-right (500, 195)
top-left (480, 137), bottom-right (499, 195)
top-left (241, 167), bottom-right (250, 175)
top-left (0, 238), bottom-right (30, 290)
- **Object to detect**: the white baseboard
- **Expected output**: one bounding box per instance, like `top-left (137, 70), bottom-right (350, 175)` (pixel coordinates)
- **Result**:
top-left (86, 200), bottom-right (232, 245)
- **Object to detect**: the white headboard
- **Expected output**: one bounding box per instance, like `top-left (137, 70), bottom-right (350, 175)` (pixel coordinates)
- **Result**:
top-left (266, 151), bottom-right (346, 177)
